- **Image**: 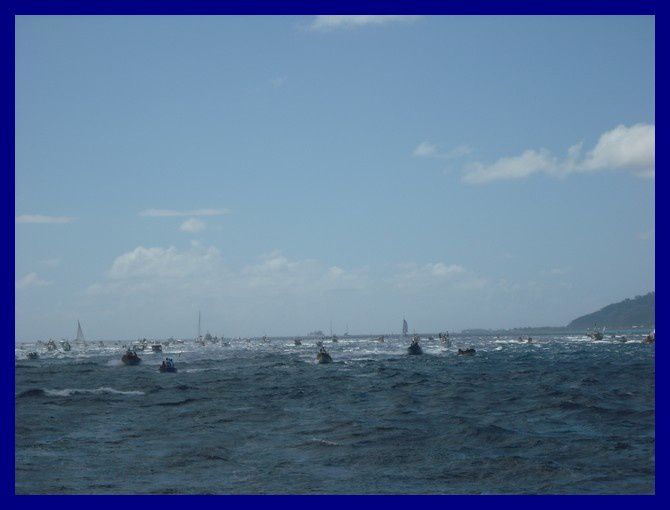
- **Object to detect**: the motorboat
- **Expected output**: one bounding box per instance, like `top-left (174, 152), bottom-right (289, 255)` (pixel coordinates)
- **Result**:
top-left (407, 335), bottom-right (423, 355)
top-left (122, 349), bottom-right (142, 365)
top-left (159, 357), bottom-right (177, 373)
top-left (316, 346), bottom-right (333, 364)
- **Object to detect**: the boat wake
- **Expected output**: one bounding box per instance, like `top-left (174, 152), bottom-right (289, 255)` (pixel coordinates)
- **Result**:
top-left (18, 387), bottom-right (145, 398)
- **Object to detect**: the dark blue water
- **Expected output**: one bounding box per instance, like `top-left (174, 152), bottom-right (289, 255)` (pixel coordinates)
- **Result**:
top-left (15, 335), bottom-right (654, 494)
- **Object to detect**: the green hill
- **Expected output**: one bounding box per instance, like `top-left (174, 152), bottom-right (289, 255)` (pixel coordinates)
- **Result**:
top-left (567, 292), bottom-right (655, 329)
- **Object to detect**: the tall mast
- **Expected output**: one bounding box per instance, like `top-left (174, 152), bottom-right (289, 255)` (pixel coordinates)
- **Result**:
top-left (198, 311), bottom-right (201, 340)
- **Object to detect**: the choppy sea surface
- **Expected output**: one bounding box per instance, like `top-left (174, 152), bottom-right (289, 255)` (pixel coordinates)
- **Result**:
top-left (15, 334), bottom-right (654, 494)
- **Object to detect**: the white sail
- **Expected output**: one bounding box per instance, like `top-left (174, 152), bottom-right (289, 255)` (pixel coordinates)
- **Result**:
top-left (403, 318), bottom-right (408, 336)
top-left (75, 320), bottom-right (85, 342)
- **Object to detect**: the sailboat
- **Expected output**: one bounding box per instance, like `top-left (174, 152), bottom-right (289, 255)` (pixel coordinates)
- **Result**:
top-left (75, 320), bottom-right (85, 344)
top-left (196, 311), bottom-right (205, 345)
top-left (402, 317), bottom-right (409, 337)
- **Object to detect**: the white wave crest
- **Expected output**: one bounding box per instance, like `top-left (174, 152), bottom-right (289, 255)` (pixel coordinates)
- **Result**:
top-left (44, 387), bottom-right (145, 397)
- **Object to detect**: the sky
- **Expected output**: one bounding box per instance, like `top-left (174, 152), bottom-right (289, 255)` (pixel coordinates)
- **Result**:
top-left (15, 15), bottom-right (655, 341)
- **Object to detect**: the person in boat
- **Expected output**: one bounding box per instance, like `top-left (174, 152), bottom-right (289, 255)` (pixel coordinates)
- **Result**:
top-left (316, 346), bottom-right (333, 364)
top-left (407, 335), bottom-right (423, 355)
top-left (160, 357), bottom-right (177, 372)
top-left (122, 348), bottom-right (141, 365)
top-left (644, 330), bottom-right (655, 344)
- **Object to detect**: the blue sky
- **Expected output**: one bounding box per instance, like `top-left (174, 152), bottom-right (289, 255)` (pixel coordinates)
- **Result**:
top-left (15, 15), bottom-right (655, 340)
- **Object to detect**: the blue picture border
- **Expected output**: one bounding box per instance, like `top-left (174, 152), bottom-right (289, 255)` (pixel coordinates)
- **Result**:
top-left (2, 0), bottom-right (660, 506)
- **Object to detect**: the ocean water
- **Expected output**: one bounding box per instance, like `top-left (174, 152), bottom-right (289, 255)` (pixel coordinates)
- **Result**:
top-left (15, 334), bottom-right (654, 494)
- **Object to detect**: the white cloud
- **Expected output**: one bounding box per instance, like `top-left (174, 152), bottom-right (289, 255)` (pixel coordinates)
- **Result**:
top-left (463, 149), bottom-right (558, 184)
top-left (308, 15), bottom-right (422, 31)
top-left (270, 76), bottom-right (287, 88)
top-left (106, 245), bottom-right (221, 281)
top-left (429, 262), bottom-right (466, 277)
top-left (413, 141), bottom-right (472, 160)
top-left (241, 251), bottom-right (366, 293)
top-left (581, 123), bottom-right (655, 175)
top-left (391, 262), bottom-right (486, 290)
top-left (140, 208), bottom-right (229, 217)
top-left (179, 218), bottom-right (205, 233)
top-left (446, 145), bottom-right (473, 159)
top-left (16, 272), bottom-right (52, 290)
top-left (87, 245), bottom-right (225, 297)
top-left (88, 246), bottom-right (367, 298)
top-left (413, 141), bottom-right (438, 158)
top-left (16, 214), bottom-right (75, 224)
top-left (461, 123), bottom-right (655, 184)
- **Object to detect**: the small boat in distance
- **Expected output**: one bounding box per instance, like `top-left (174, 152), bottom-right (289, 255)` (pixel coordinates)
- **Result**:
top-left (46, 340), bottom-right (58, 351)
top-left (458, 348), bottom-right (476, 356)
top-left (407, 335), bottom-right (423, 355)
top-left (122, 349), bottom-right (141, 365)
top-left (316, 346), bottom-right (333, 364)
top-left (644, 330), bottom-right (655, 344)
top-left (60, 340), bottom-right (71, 351)
top-left (294, 338), bottom-right (302, 346)
top-left (159, 357), bottom-right (177, 373)
top-left (587, 327), bottom-right (605, 341)
top-left (439, 332), bottom-right (451, 346)
top-left (151, 344), bottom-right (162, 353)
top-left (26, 352), bottom-right (39, 360)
